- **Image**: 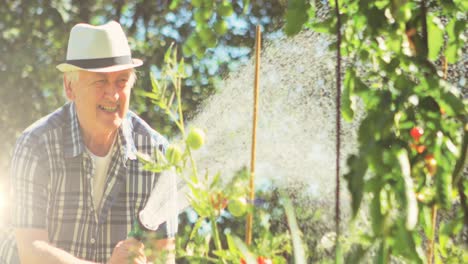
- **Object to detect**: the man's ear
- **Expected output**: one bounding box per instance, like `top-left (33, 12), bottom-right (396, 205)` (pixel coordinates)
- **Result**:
top-left (63, 74), bottom-right (75, 100)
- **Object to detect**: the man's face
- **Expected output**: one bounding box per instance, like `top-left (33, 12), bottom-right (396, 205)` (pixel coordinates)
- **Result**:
top-left (66, 69), bottom-right (134, 135)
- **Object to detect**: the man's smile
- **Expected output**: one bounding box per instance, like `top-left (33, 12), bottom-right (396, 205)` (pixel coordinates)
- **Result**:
top-left (98, 104), bottom-right (119, 113)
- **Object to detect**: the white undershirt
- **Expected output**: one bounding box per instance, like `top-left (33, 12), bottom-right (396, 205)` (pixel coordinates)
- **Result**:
top-left (86, 140), bottom-right (115, 211)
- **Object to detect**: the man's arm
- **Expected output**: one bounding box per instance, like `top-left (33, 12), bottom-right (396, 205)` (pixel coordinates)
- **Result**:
top-left (15, 228), bottom-right (95, 264)
top-left (15, 229), bottom-right (147, 264)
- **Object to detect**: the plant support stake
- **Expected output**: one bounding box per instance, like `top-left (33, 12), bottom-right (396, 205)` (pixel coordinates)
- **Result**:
top-left (334, 0), bottom-right (342, 262)
top-left (245, 25), bottom-right (261, 246)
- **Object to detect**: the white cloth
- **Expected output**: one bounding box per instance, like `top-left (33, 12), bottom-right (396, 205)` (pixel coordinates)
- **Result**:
top-left (87, 140), bottom-right (115, 210)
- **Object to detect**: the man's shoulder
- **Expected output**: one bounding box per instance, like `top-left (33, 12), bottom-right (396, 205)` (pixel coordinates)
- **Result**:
top-left (17, 104), bottom-right (70, 146)
top-left (126, 111), bottom-right (168, 147)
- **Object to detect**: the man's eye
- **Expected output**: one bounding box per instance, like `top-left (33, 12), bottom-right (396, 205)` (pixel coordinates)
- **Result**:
top-left (94, 80), bottom-right (107, 84)
top-left (117, 79), bottom-right (128, 86)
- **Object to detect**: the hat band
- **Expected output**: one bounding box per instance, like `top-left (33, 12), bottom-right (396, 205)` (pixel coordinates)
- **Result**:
top-left (66, 55), bottom-right (133, 69)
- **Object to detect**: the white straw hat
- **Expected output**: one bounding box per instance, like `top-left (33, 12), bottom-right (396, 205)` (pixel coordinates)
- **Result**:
top-left (56, 21), bottom-right (143, 72)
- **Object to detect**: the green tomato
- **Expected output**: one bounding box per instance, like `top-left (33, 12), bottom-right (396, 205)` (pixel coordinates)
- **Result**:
top-left (165, 145), bottom-right (182, 164)
top-left (228, 198), bottom-right (247, 217)
top-left (186, 128), bottom-right (205, 150)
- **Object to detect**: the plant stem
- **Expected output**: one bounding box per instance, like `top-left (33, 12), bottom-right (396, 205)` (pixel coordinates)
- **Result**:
top-left (420, 0), bottom-right (428, 58)
top-left (187, 147), bottom-right (198, 178)
top-left (426, 205), bottom-right (437, 264)
top-left (176, 76), bottom-right (185, 134)
top-left (210, 215), bottom-right (223, 253)
top-left (165, 109), bottom-right (184, 134)
top-left (171, 72), bottom-right (199, 178)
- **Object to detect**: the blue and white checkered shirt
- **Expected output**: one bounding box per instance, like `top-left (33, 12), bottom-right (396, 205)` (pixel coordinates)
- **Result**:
top-left (0, 102), bottom-right (176, 263)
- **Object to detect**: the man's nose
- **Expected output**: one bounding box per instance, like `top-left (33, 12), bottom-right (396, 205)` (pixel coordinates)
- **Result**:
top-left (103, 83), bottom-right (120, 101)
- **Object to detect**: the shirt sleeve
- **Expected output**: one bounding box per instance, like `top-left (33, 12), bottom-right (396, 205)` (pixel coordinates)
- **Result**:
top-left (11, 133), bottom-right (48, 229)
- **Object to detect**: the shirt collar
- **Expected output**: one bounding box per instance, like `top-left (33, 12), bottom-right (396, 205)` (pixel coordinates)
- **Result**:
top-left (63, 102), bottom-right (137, 161)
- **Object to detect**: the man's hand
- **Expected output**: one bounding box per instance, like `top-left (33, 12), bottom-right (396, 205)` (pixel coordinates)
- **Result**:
top-left (108, 238), bottom-right (147, 264)
top-left (147, 238), bottom-right (176, 264)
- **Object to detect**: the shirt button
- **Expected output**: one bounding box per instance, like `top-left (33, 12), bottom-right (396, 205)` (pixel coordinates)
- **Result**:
top-left (87, 174), bottom-right (91, 179)
top-left (90, 238), bottom-right (96, 244)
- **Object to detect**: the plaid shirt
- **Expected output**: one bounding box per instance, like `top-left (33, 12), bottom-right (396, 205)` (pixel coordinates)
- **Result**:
top-left (0, 102), bottom-right (176, 263)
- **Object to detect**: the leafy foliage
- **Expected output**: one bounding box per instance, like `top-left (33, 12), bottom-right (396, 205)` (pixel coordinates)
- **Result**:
top-left (286, 0), bottom-right (467, 262)
top-left (140, 47), bottom-right (305, 263)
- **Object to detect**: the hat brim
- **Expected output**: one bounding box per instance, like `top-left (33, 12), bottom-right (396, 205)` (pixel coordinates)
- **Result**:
top-left (56, 58), bottom-right (143, 73)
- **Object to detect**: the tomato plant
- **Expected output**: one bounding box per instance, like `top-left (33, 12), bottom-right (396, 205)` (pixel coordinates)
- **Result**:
top-left (143, 46), bottom-right (303, 263)
top-left (286, 0), bottom-right (467, 263)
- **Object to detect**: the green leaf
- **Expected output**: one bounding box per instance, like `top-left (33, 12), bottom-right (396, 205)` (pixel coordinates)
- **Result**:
top-left (164, 44), bottom-right (174, 63)
top-left (427, 14), bottom-right (444, 61)
top-left (335, 240), bottom-right (344, 264)
top-left (374, 0), bottom-right (388, 9)
top-left (445, 19), bottom-right (466, 63)
top-left (435, 167), bottom-right (452, 209)
top-left (209, 172), bottom-right (221, 189)
top-left (452, 129), bottom-right (467, 186)
top-left (342, 69), bottom-right (356, 121)
top-left (283, 195), bottom-right (306, 264)
top-left (189, 217), bottom-right (205, 241)
top-left (232, 236), bottom-right (256, 264)
top-left (438, 89), bottom-right (466, 117)
top-left (345, 244), bottom-right (370, 263)
top-left (310, 16), bottom-right (336, 34)
top-left (242, 0), bottom-right (250, 14)
top-left (344, 155), bottom-right (368, 217)
top-left (284, 0), bottom-right (311, 36)
top-left (370, 189), bottom-right (385, 236)
top-left (394, 222), bottom-right (424, 263)
top-left (169, 0), bottom-right (180, 10)
top-left (135, 90), bottom-right (160, 101)
top-left (214, 20), bottom-right (228, 35)
top-left (453, 0), bottom-right (468, 12)
top-left (150, 72), bottom-right (161, 96)
top-left (192, 0), bottom-right (202, 8)
top-left (218, 1), bottom-right (234, 17)
top-left (396, 148), bottom-right (418, 230)
top-left (199, 28), bottom-right (217, 48)
top-left (375, 240), bottom-right (388, 264)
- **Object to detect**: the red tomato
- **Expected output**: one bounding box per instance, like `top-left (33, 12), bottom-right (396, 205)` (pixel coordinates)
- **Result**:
top-left (257, 256), bottom-right (273, 264)
top-left (410, 127), bottom-right (424, 142)
top-left (410, 143), bottom-right (426, 154)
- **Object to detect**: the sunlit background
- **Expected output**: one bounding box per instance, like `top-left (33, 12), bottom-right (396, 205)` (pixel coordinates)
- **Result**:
top-left (0, 180), bottom-right (5, 227)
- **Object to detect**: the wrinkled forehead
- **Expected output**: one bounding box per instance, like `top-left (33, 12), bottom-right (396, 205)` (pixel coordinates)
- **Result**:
top-left (79, 69), bottom-right (134, 79)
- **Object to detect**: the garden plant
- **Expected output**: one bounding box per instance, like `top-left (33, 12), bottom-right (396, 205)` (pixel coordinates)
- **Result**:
top-left (286, 0), bottom-right (467, 263)
top-left (137, 46), bottom-right (307, 263)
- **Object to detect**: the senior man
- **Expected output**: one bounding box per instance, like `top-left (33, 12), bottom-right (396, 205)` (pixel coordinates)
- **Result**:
top-left (0, 21), bottom-right (177, 263)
